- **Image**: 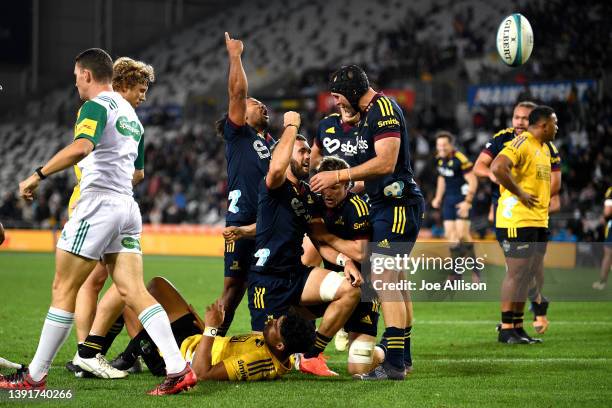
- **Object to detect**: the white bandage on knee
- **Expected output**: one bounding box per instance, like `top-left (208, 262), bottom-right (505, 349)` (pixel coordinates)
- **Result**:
top-left (348, 340), bottom-right (375, 364)
top-left (319, 271), bottom-right (344, 302)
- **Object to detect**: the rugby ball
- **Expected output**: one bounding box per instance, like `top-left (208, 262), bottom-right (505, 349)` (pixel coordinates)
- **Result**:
top-left (496, 13), bottom-right (534, 67)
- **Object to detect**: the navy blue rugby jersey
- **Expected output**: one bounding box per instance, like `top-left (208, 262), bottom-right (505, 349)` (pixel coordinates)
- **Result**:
top-left (224, 118), bottom-right (274, 225)
top-left (355, 93), bottom-right (422, 205)
top-left (320, 192), bottom-right (371, 272)
top-left (251, 178), bottom-right (322, 275)
top-left (314, 113), bottom-right (361, 167)
top-left (436, 150), bottom-right (473, 198)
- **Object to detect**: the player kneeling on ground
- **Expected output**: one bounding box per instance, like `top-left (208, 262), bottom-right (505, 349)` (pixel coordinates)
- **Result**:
top-left (304, 156), bottom-right (385, 376)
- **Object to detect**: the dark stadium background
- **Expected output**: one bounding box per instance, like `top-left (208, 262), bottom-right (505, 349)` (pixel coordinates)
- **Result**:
top-left (0, 0), bottom-right (610, 243)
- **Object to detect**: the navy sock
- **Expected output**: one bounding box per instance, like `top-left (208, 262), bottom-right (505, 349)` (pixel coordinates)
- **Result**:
top-left (383, 327), bottom-right (404, 370)
top-left (304, 332), bottom-right (332, 358)
top-left (404, 326), bottom-right (412, 367)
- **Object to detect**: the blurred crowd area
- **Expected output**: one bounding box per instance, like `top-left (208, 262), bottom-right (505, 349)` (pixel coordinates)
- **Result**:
top-left (1, 0), bottom-right (610, 242)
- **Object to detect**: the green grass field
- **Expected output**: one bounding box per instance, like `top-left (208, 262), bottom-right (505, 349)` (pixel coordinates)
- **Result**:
top-left (1, 252), bottom-right (611, 407)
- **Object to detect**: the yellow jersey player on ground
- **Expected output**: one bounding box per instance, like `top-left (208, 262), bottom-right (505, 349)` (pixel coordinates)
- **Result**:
top-left (593, 186), bottom-right (612, 290)
top-left (76, 274), bottom-right (315, 382)
top-left (184, 301), bottom-right (315, 381)
top-left (491, 105), bottom-right (558, 345)
top-left (65, 57), bottom-right (154, 379)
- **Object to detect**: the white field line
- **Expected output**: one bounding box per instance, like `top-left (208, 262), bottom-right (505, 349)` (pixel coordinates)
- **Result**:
top-left (325, 358), bottom-right (612, 364)
top-left (421, 358), bottom-right (612, 363)
top-left (415, 320), bottom-right (612, 326)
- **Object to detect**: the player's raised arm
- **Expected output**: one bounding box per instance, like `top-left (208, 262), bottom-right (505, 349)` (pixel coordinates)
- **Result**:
top-left (265, 111), bottom-right (301, 189)
top-left (191, 301), bottom-right (230, 381)
top-left (225, 32), bottom-right (247, 126)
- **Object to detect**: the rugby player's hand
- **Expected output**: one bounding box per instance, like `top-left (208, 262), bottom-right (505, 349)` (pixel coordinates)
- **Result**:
top-left (283, 111), bottom-right (301, 129)
top-left (431, 196), bottom-right (442, 209)
top-left (488, 172), bottom-right (499, 184)
top-left (518, 190), bottom-right (538, 208)
top-left (223, 226), bottom-right (241, 242)
top-left (309, 171), bottom-right (338, 193)
top-left (456, 201), bottom-right (472, 218)
top-left (340, 106), bottom-right (360, 126)
top-left (19, 174), bottom-right (40, 201)
top-left (205, 300), bottom-right (225, 328)
top-left (225, 32), bottom-right (243, 57)
top-left (344, 259), bottom-right (363, 287)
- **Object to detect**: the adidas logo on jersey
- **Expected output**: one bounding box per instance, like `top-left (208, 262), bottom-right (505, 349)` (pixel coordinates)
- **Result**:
top-left (360, 315), bottom-right (373, 325)
top-left (377, 239), bottom-right (391, 249)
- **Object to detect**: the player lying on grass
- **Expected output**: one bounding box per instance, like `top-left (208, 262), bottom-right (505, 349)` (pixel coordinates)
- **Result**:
top-left (97, 276), bottom-right (315, 381)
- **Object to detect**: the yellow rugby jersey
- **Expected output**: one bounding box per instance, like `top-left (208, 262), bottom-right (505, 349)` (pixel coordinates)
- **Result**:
top-left (67, 108), bottom-right (84, 218)
top-left (180, 334), bottom-right (290, 381)
top-left (67, 165), bottom-right (82, 218)
top-left (496, 131), bottom-right (551, 228)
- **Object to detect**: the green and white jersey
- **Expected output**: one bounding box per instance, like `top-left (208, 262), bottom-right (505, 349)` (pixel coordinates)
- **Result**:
top-left (74, 91), bottom-right (145, 197)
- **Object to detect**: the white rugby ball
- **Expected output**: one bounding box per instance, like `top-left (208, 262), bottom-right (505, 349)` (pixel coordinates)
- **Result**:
top-left (496, 13), bottom-right (534, 67)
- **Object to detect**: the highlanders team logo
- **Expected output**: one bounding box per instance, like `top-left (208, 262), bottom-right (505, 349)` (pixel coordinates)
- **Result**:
top-left (116, 116), bottom-right (143, 142)
top-left (121, 237), bottom-right (141, 250)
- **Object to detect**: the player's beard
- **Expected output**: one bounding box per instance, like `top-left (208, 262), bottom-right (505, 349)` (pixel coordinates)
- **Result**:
top-left (290, 159), bottom-right (309, 180)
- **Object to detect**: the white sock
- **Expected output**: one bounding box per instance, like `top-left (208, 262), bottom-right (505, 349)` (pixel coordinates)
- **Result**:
top-left (29, 307), bottom-right (74, 382)
top-left (138, 304), bottom-right (186, 375)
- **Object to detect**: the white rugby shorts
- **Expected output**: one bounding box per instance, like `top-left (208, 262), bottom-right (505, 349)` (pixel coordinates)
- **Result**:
top-left (57, 191), bottom-right (142, 259)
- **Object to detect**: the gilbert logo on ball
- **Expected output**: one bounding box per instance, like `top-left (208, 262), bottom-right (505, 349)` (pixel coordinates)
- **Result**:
top-left (496, 13), bottom-right (534, 67)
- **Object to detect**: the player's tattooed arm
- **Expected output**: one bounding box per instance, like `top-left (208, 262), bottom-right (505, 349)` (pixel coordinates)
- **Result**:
top-left (491, 154), bottom-right (538, 208)
top-left (225, 32), bottom-right (247, 126)
top-left (266, 111), bottom-right (301, 189)
top-left (191, 301), bottom-right (230, 381)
